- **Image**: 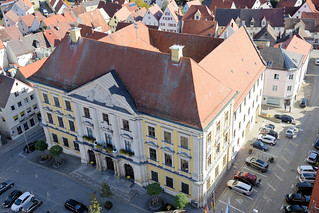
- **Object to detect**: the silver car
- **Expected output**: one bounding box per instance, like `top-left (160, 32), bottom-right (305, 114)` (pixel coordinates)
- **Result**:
top-left (297, 165), bottom-right (317, 175)
top-left (299, 173), bottom-right (316, 184)
top-left (227, 180), bottom-right (253, 196)
top-left (257, 134), bottom-right (276, 145)
top-left (286, 126), bottom-right (297, 139)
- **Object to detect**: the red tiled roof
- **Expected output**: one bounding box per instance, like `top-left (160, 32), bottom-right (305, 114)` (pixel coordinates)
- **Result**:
top-left (183, 5), bottom-right (213, 20)
top-left (282, 35), bottom-right (312, 63)
top-left (0, 40), bottom-right (5, 49)
top-left (166, 1), bottom-right (183, 22)
top-left (19, 58), bottom-right (47, 78)
top-left (55, 0), bottom-right (67, 12)
top-left (1, 26), bottom-right (23, 41)
top-left (186, 0), bottom-right (201, 8)
top-left (21, 0), bottom-right (33, 8)
top-left (276, 0), bottom-right (299, 8)
top-left (78, 24), bottom-right (108, 40)
top-left (5, 10), bottom-right (19, 23)
top-left (30, 34), bottom-right (236, 129)
top-left (97, 1), bottom-right (122, 18)
top-left (50, 0), bottom-right (57, 7)
top-left (199, 27), bottom-right (266, 110)
top-left (78, 9), bottom-right (110, 32)
top-left (122, 2), bottom-right (138, 12)
top-left (114, 6), bottom-right (132, 21)
top-left (21, 14), bottom-right (35, 27)
top-left (182, 19), bottom-right (217, 37)
top-left (148, 4), bottom-right (163, 21)
top-left (306, 0), bottom-right (319, 12)
top-left (209, 0), bottom-right (234, 15)
top-left (42, 14), bottom-right (68, 27)
top-left (312, 0), bottom-right (319, 11)
top-left (234, 0), bottom-right (258, 8)
top-left (302, 11), bottom-right (319, 18)
top-left (63, 10), bottom-right (77, 23)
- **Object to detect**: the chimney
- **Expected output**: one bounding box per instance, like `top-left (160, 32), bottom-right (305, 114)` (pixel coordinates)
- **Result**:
top-left (169, 44), bottom-right (184, 62)
top-left (69, 27), bottom-right (81, 43)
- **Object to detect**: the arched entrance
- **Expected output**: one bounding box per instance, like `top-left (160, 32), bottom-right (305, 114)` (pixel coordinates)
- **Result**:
top-left (105, 156), bottom-right (114, 172)
top-left (124, 164), bottom-right (134, 181)
top-left (88, 150), bottom-right (96, 165)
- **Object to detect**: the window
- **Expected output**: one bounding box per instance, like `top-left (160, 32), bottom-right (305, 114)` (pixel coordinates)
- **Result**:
top-left (223, 155), bottom-right (227, 166)
top-left (206, 177), bottom-right (211, 190)
top-left (125, 140), bottom-right (132, 151)
top-left (43, 93), bottom-right (49, 104)
top-left (207, 132), bottom-right (211, 143)
top-left (69, 120), bottom-right (75, 132)
top-left (30, 94), bottom-right (34, 100)
top-left (33, 104), bottom-right (38, 110)
top-left (23, 122), bottom-right (29, 131)
top-left (24, 97), bottom-right (29, 104)
top-left (73, 141), bottom-right (79, 151)
top-left (181, 182), bottom-right (189, 194)
top-left (11, 105), bottom-right (15, 111)
top-left (165, 153), bottom-right (172, 167)
top-left (17, 102), bottom-right (22, 107)
top-left (2, 117), bottom-right (5, 122)
top-left (83, 107), bottom-right (90, 118)
top-left (123, 119), bottom-right (130, 131)
top-left (65, 100), bottom-right (71, 111)
top-left (244, 98), bottom-right (246, 106)
top-left (163, 131), bottom-right (171, 143)
top-left (216, 143), bottom-right (220, 154)
top-left (17, 126), bottom-right (22, 134)
top-left (20, 111), bottom-right (25, 117)
top-left (102, 113), bottom-right (109, 124)
top-left (287, 86), bottom-right (292, 91)
top-left (149, 148), bottom-right (157, 161)
top-left (47, 113), bottom-right (53, 124)
top-left (234, 112), bottom-right (236, 120)
top-left (87, 127), bottom-right (93, 138)
top-left (180, 136), bottom-right (188, 149)
top-left (14, 92), bottom-right (19, 97)
top-left (215, 165), bottom-right (219, 178)
top-left (207, 155), bottom-right (211, 168)
top-left (30, 118), bottom-right (35, 126)
top-left (148, 126), bottom-right (155, 138)
top-left (63, 137), bottom-right (69, 147)
top-left (274, 74), bottom-right (279, 79)
top-left (52, 133), bottom-right (58, 143)
top-left (57, 116), bottom-right (64, 128)
top-left (151, 171), bottom-right (158, 182)
top-left (289, 74), bottom-right (294, 80)
top-left (105, 133), bottom-right (112, 145)
top-left (239, 122), bottom-right (241, 129)
top-left (239, 105), bottom-right (242, 113)
top-left (26, 107), bottom-right (31, 114)
top-left (272, 85), bottom-right (278, 91)
top-left (13, 115), bottom-right (18, 121)
top-left (181, 159), bottom-right (189, 172)
top-left (166, 176), bottom-right (173, 188)
top-left (253, 84), bottom-right (256, 92)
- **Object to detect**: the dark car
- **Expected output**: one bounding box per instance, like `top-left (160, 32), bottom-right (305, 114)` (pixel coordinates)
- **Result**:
top-left (2, 190), bottom-right (22, 208)
top-left (283, 205), bottom-right (308, 213)
top-left (295, 182), bottom-right (313, 195)
top-left (245, 157), bottom-right (269, 173)
top-left (260, 128), bottom-right (278, 139)
top-left (313, 138), bottom-right (319, 149)
top-left (300, 98), bottom-right (309, 108)
top-left (23, 142), bottom-right (36, 153)
top-left (0, 180), bottom-right (14, 195)
top-left (251, 139), bottom-right (268, 151)
top-left (21, 198), bottom-right (42, 213)
top-left (306, 150), bottom-right (319, 165)
top-left (234, 171), bottom-right (257, 186)
top-left (285, 193), bottom-right (310, 205)
top-left (274, 114), bottom-right (295, 123)
top-left (64, 199), bottom-right (88, 213)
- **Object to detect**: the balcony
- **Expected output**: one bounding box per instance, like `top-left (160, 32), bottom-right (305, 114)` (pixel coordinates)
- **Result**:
top-left (83, 135), bottom-right (96, 144)
top-left (120, 149), bottom-right (134, 157)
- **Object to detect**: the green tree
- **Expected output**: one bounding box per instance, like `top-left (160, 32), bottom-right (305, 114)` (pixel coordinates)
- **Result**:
top-left (89, 192), bottom-right (102, 213)
top-left (35, 140), bottom-right (48, 158)
top-left (270, 0), bottom-right (279, 8)
top-left (147, 182), bottom-right (162, 206)
top-left (173, 193), bottom-right (189, 210)
top-left (130, 0), bottom-right (151, 9)
top-left (100, 182), bottom-right (112, 198)
top-left (48, 145), bottom-right (63, 165)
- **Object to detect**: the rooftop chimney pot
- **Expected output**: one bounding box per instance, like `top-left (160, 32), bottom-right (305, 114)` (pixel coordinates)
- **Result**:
top-left (169, 44), bottom-right (184, 62)
top-left (70, 27), bottom-right (81, 43)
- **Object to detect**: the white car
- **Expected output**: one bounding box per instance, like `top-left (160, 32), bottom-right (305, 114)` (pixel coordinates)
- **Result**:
top-left (227, 180), bottom-right (253, 196)
top-left (298, 173), bottom-right (316, 184)
top-left (297, 165), bottom-right (317, 175)
top-left (11, 191), bottom-right (34, 212)
top-left (257, 134), bottom-right (276, 145)
top-left (315, 59), bottom-right (319, 66)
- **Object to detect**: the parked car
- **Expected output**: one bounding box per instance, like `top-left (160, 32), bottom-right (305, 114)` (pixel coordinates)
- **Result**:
top-left (307, 150), bottom-right (319, 165)
top-left (234, 171), bottom-right (257, 186)
top-left (274, 114), bottom-right (294, 123)
top-left (11, 191), bottom-right (34, 212)
top-left (285, 193), bottom-right (310, 205)
top-left (251, 139), bottom-right (268, 151)
top-left (298, 173), bottom-right (316, 184)
top-left (42, 8), bottom-right (48, 16)
top-left (21, 198), bottom-right (42, 213)
top-left (297, 165), bottom-right (318, 175)
top-left (315, 59), bottom-right (319, 65)
top-left (295, 182), bottom-right (313, 195)
top-left (0, 180), bottom-right (14, 195)
top-left (286, 126), bottom-right (297, 139)
top-left (227, 180), bottom-right (253, 196)
top-left (23, 142), bottom-right (36, 153)
top-left (260, 128), bottom-right (278, 139)
top-left (245, 157), bottom-right (269, 173)
top-left (2, 190), bottom-right (22, 208)
top-left (299, 98), bottom-right (309, 108)
top-left (64, 199), bottom-right (88, 213)
top-left (283, 205), bottom-right (308, 213)
top-left (313, 137), bottom-right (319, 149)
top-left (257, 134), bottom-right (276, 145)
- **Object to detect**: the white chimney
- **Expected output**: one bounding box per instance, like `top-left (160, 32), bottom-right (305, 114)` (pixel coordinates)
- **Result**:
top-left (70, 27), bottom-right (81, 43)
top-left (169, 45), bottom-right (184, 62)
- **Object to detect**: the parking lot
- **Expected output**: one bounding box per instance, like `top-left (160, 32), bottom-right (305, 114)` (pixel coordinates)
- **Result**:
top-left (214, 61), bottom-right (319, 213)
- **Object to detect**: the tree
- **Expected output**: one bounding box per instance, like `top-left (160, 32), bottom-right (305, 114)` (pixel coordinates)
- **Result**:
top-left (35, 140), bottom-right (48, 159)
top-left (173, 193), bottom-right (189, 210)
top-left (147, 182), bottom-right (162, 206)
top-left (49, 145), bottom-right (63, 165)
top-left (89, 192), bottom-right (102, 213)
top-left (130, 0), bottom-right (151, 9)
top-left (100, 182), bottom-right (112, 198)
top-left (270, 0), bottom-right (279, 8)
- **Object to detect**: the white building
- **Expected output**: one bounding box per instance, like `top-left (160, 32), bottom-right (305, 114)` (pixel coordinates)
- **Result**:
top-left (159, 1), bottom-right (182, 33)
top-left (142, 4), bottom-right (163, 27)
top-left (182, 0), bottom-right (201, 14)
top-left (10, 0), bottom-right (34, 16)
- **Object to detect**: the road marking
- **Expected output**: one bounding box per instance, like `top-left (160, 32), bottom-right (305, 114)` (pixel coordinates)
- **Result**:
top-left (263, 194), bottom-right (272, 203)
top-left (19, 152), bottom-right (27, 158)
top-left (276, 163), bottom-right (286, 172)
top-left (273, 173), bottom-right (284, 182)
top-left (291, 184), bottom-right (295, 189)
top-left (242, 166), bottom-right (268, 178)
top-left (227, 189), bottom-right (254, 200)
top-left (280, 205), bottom-right (284, 211)
top-left (266, 183), bottom-right (276, 191)
top-left (219, 200), bottom-right (246, 213)
top-left (236, 198), bottom-right (243, 204)
top-left (296, 175), bottom-right (298, 179)
top-left (253, 189), bottom-right (259, 192)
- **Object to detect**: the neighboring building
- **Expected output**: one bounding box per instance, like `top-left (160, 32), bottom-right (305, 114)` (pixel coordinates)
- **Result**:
top-left (10, 0), bottom-right (34, 16)
top-left (97, 1), bottom-right (122, 19)
top-left (131, 7), bottom-right (147, 22)
top-left (0, 0), bottom-right (16, 16)
top-left (275, 0), bottom-right (304, 8)
top-left (50, 0), bottom-right (69, 14)
top-left (156, 0), bottom-right (173, 10)
top-left (291, 0), bottom-right (318, 19)
top-left (0, 40), bottom-right (9, 69)
top-left (109, 7), bottom-right (134, 33)
top-left (142, 4), bottom-right (163, 27)
top-left (3, 10), bottom-right (19, 27)
top-left (0, 73), bottom-right (41, 140)
top-left (18, 14), bottom-right (40, 35)
top-left (218, 18), bottom-right (238, 39)
top-left (253, 23), bottom-right (278, 46)
top-left (77, 8), bottom-right (111, 33)
top-left (209, 0), bottom-right (271, 14)
top-left (159, 1), bottom-right (183, 32)
top-left (183, 0), bottom-right (201, 14)
top-left (0, 26), bottom-right (23, 43)
top-left (81, 0), bottom-right (100, 12)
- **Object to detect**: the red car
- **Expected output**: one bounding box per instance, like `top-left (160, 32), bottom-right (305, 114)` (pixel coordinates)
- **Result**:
top-left (234, 171), bottom-right (257, 186)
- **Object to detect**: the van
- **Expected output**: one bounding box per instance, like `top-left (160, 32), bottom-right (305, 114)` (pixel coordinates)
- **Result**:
top-left (295, 182), bottom-right (313, 195)
top-left (42, 9), bottom-right (48, 16)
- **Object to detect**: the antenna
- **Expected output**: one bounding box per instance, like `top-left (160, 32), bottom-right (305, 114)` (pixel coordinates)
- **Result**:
top-left (134, 21), bottom-right (138, 39)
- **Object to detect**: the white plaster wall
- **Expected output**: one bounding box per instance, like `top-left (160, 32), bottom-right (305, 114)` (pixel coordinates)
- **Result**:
top-left (142, 11), bottom-right (160, 26)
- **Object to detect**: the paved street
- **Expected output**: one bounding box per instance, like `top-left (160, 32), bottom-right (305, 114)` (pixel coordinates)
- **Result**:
top-left (214, 59), bottom-right (319, 213)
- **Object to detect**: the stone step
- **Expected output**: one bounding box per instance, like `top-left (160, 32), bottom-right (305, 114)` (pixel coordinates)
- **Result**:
top-left (132, 184), bottom-right (147, 195)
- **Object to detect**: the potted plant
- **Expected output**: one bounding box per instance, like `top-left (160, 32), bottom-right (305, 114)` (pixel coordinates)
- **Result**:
top-left (248, 148), bottom-right (253, 154)
top-left (100, 182), bottom-right (113, 210)
top-left (49, 145), bottom-right (63, 167)
top-left (35, 140), bottom-right (49, 163)
top-left (173, 193), bottom-right (189, 210)
top-left (89, 192), bottom-right (102, 213)
top-left (147, 182), bottom-right (162, 210)
top-left (268, 157), bottom-right (274, 163)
